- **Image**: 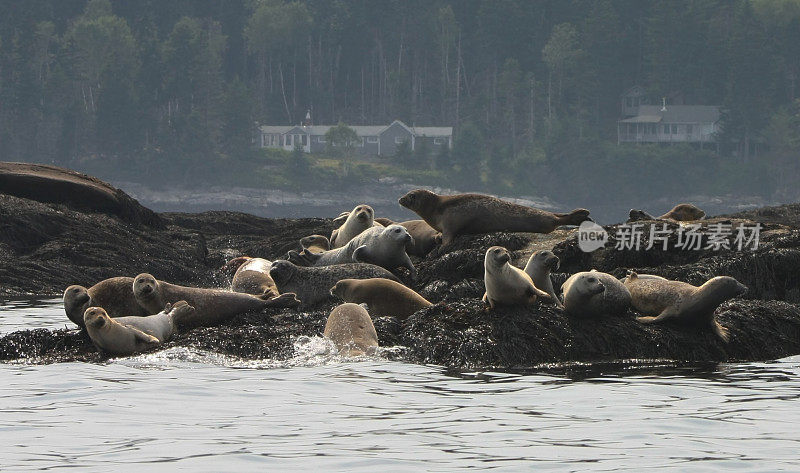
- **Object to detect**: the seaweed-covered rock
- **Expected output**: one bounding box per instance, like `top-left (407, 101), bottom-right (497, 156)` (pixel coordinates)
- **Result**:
top-left (3, 178), bottom-right (800, 368)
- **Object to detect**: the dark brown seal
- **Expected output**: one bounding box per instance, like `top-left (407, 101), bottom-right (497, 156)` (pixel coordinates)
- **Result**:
top-left (63, 277), bottom-right (151, 328)
top-left (133, 273), bottom-right (299, 329)
top-left (399, 189), bottom-right (591, 246)
top-left (330, 278), bottom-right (432, 319)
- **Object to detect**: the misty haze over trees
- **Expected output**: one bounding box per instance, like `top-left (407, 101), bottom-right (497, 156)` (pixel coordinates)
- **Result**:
top-left (0, 0), bottom-right (799, 219)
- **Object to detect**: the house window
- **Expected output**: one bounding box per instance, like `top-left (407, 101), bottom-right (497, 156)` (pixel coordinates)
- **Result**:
top-left (671, 124), bottom-right (678, 134)
top-left (434, 137), bottom-right (444, 145)
top-left (300, 134), bottom-right (308, 146)
top-left (395, 136), bottom-right (407, 144)
top-left (318, 136), bottom-right (326, 143)
top-left (366, 136), bottom-right (378, 143)
top-left (663, 124), bottom-right (669, 134)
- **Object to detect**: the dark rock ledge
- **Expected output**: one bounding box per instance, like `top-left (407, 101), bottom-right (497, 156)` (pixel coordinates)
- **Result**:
top-left (2, 175), bottom-right (800, 368)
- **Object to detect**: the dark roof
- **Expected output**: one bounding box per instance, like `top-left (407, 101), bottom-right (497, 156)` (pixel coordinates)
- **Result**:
top-left (620, 105), bottom-right (720, 124)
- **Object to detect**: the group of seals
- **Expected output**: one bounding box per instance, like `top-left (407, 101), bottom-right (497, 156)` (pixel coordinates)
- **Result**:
top-left (481, 245), bottom-right (745, 341)
top-left (65, 188), bottom-right (732, 358)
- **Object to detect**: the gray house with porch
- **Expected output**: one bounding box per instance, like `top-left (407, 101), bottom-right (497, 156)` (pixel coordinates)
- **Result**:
top-left (258, 120), bottom-right (453, 156)
top-left (617, 104), bottom-right (721, 144)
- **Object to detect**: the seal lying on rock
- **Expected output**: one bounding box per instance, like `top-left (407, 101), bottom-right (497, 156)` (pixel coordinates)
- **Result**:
top-left (399, 189), bottom-right (592, 247)
top-left (624, 271), bottom-right (747, 342)
top-left (133, 273), bottom-right (300, 329)
top-left (269, 260), bottom-right (400, 307)
top-left (84, 307), bottom-right (161, 356)
top-left (483, 246), bottom-right (549, 308)
top-left (63, 277), bottom-right (150, 328)
top-left (291, 224), bottom-right (416, 278)
top-left (324, 303), bottom-right (379, 356)
top-left (523, 250), bottom-right (564, 309)
top-left (222, 257), bottom-right (280, 298)
top-left (628, 203), bottom-right (706, 222)
top-left (330, 204), bottom-right (377, 248)
top-left (300, 235), bottom-right (331, 254)
top-left (561, 270), bottom-right (631, 318)
top-left (109, 300), bottom-right (195, 343)
top-left (330, 278), bottom-right (432, 319)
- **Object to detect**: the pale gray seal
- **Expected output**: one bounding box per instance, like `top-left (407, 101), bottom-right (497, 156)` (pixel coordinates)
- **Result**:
top-left (624, 271), bottom-right (747, 342)
top-left (483, 246), bottom-right (549, 308)
top-left (523, 250), bottom-right (564, 309)
top-left (561, 270), bottom-right (631, 318)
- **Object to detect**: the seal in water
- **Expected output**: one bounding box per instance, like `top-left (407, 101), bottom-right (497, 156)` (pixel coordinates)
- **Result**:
top-left (324, 303), bottom-right (379, 356)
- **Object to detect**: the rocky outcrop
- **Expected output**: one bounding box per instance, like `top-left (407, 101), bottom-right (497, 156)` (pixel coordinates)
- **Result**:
top-left (0, 162), bottom-right (162, 227)
top-left (1, 178), bottom-right (800, 367)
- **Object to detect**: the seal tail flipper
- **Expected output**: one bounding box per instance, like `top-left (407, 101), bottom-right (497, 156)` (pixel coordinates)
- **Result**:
top-left (636, 316), bottom-right (658, 324)
top-left (713, 321), bottom-right (730, 343)
top-left (262, 292), bottom-right (301, 307)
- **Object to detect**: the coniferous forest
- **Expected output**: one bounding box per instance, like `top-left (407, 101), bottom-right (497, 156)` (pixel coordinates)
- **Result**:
top-left (1, 0), bottom-right (799, 209)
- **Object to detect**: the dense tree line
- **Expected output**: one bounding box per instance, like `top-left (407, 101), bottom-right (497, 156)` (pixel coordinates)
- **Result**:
top-left (0, 0), bottom-right (798, 200)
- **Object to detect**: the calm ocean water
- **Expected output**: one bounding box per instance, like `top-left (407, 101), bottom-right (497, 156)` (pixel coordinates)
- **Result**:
top-left (1, 298), bottom-right (799, 471)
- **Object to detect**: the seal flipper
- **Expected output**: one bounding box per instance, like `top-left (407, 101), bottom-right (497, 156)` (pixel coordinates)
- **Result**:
top-left (262, 292), bottom-right (301, 307)
top-left (132, 327), bottom-right (160, 346)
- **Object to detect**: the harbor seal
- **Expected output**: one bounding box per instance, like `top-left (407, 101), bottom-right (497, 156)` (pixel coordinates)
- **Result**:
top-left (83, 307), bottom-right (161, 356)
top-left (393, 220), bottom-right (441, 257)
top-left (226, 257), bottom-right (280, 298)
top-left (111, 300), bottom-right (195, 343)
top-left (561, 270), bottom-right (631, 318)
top-left (292, 224), bottom-right (416, 278)
top-left (399, 189), bottom-right (592, 246)
top-left (132, 273), bottom-right (300, 329)
top-left (269, 260), bottom-right (400, 307)
top-left (374, 217), bottom-right (395, 226)
top-left (324, 303), bottom-right (379, 356)
top-left (483, 246), bottom-right (549, 308)
top-left (300, 235), bottom-right (331, 254)
top-left (523, 250), bottom-right (564, 309)
top-left (330, 278), bottom-right (432, 319)
top-left (63, 277), bottom-right (150, 328)
top-left (628, 203), bottom-right (706, 222)
top-left (624, 271), bottom-right (748, 342)
top-left (330, 204), bottom-right (376, 248)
